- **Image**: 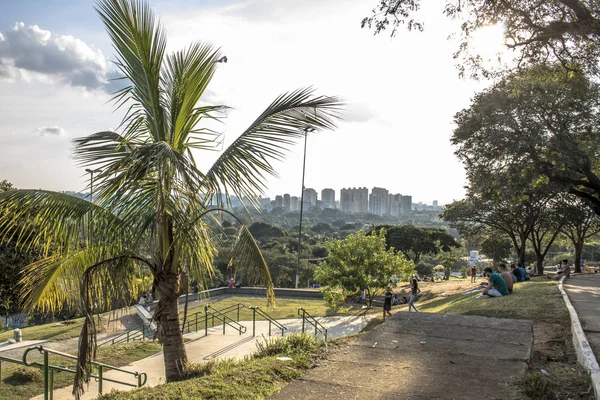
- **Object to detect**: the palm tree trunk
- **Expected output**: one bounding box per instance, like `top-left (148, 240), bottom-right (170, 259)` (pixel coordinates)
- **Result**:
top-left (156, 273), bottom-right (187, 382)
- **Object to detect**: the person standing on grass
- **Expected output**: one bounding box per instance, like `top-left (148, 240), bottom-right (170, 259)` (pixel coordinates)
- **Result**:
top-left (471, 266), bottom-right (477, 283)
top-left (383, 287), bottom-right (393, 318)
top-left (408, 275), bottom-right (421, 312)
top-left (482, 267), bottom-right (509, 297)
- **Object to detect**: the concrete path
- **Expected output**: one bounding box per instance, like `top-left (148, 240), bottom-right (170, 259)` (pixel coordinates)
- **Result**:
top-left (32, 314), bottom-right (375, 400)
top-left (0, 339), bottom-right (47, 354)
top-left (270, 312), bottom-right (534, 400)
top-left (563, 274), bottom-right (600, 359)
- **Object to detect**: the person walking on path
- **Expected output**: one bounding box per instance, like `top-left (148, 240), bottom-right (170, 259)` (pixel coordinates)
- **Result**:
top-left (408, 275), bottom-right (421, 312)
top-left (383, 287), bottom-right (393, 318)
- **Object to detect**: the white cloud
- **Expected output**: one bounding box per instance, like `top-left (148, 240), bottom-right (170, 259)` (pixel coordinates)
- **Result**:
top-left (35, 125), bottom-right (67, 137)
top-left (0, 22), bottom-right (118, 91)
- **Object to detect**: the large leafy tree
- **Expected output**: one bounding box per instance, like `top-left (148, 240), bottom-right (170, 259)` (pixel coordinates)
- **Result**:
top-left (315, 230), bottom-right (414, 306)
top-left (371, 224), bottom-right (460, 264)
top-left (451, 64), bottom-right (600, 216)
top-left (0, 0), bottom-right (340, 396)
top-left (362, 0), bottom-right (600, 77)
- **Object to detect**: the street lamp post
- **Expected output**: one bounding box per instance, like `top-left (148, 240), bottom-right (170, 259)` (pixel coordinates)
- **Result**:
top-left (296, 126), bottom-right (315, 289)
top-left (85, 168), bottom-right (102, 242)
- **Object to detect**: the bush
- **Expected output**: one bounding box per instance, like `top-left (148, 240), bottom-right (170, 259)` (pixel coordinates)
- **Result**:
top-left (4, 367), bottom-right (42, 385)
top-left (320, 286), bottom-right (346, 308)
top-left (254, 334), bottom-right (319, 358)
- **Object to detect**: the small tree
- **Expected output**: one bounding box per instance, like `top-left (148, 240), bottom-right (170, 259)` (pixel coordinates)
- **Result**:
top-left (315, 230), bottom-right (414, 307)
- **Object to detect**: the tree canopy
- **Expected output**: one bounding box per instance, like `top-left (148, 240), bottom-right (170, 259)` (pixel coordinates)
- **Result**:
top-left (370, 224), bottom-right (460, 264)
top-left (362, 0), bottom-right (600, 77)
top-left (315, 230), bottom-right (414, 306)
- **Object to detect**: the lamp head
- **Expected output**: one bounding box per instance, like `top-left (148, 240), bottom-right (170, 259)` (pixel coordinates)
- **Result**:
top-left (216, 55), bottom-right (228, 63)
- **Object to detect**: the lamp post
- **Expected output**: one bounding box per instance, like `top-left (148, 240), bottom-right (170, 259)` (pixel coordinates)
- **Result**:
top-left (85, 168), bottom-right (102, 242)
top-left (296, 126), bottom-right (315, 289)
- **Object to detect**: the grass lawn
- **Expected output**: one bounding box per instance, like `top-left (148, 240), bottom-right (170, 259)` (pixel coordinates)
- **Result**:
top-left (99, 334), bottom-right (334, 400)
top-left (182, 295), bottom-right (375, 323)
top-left (417, 278), bottom-right (568, 323)
top-left (0, 341), bottom-right (162, 400)
top-left (0, 308), bottom-right (134, 342)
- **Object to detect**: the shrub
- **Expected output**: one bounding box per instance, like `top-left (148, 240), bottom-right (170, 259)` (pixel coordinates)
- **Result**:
top-left (254, 333), bottom-right (319, 358)
top-left (4, 367), bottom-right (42, 385)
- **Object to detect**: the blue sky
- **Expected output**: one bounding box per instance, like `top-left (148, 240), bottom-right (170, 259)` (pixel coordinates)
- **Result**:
top-left (0, 0), bottom-right (498, 204)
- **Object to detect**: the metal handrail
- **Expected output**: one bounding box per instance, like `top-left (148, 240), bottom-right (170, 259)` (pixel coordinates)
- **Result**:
top-left (298, 308), bottom-right (328, 341)
top-left (98, 324), bottom-right (153, 347)
top-left (249, 306), bottom-right (287, 337)
top-left (206, 305), bottom-right (247, 335)
top-left (22, 345), bottom-right (147, 400)
top-left (182, 303), bottom-right (244, 334)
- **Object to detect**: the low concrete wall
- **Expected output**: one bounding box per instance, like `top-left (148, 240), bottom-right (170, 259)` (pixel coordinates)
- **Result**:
top-left (559, 277), bottom-right (600, 399)
top-left (177, 287), bottom-right (323, 304)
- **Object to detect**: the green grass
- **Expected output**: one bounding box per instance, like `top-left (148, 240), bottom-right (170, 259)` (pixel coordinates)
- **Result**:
top-left (418, 279), bottom-right (568, 323)
top-left (99, 334), bottom-right (329, 400)
top-left (0, 318), bottom-right (88, 342)
top-left (0, 341), bottom-right (162, 400)
top-left (182, 295), bottom-right (374, 323)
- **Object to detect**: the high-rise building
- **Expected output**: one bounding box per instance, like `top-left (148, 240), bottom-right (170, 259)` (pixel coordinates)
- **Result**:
top-left (303, 188), bottom-right (318, 209)
top-left (274, 195), bottom-right (284, 209)
top-left (340, 187), bottom-right (368, 214)
top-left (321, 188), bottom-right (336, 209)
top-left (369, 187), bottom-right (389, 216)
top-left (291, 196), bottom-right (299, 211)
top-left (401, 195), bottom-right (413, 215)
top-left (283, 194), bottom-right (291, 211)
top-left (433, 200), bottom-right (438, 207)
top-left (388, 193), bottom-right (403, 217)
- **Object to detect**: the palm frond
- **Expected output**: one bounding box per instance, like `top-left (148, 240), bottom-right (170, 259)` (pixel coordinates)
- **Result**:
top-left (229, 225), bottom-right (274, 306)
top-left (205, 87), bottom-right (343, 206)
top-left (161, 42), bottom-right (229, 151)
top-left (0, 190), bottom-right (127, 255)
top-left (96, 0), bottom-right (167, 141)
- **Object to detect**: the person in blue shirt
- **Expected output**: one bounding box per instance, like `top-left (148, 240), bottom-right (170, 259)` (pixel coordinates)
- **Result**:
top-left (517, 263), bottom-right (529, 281)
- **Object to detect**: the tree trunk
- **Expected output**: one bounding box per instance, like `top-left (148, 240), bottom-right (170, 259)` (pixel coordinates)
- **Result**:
top-left (536, 255), bottom-right (545, 275)
top-left (156, 273), bottom-right (187, 382)
top-left (574, 239), bottom-right (584, 273)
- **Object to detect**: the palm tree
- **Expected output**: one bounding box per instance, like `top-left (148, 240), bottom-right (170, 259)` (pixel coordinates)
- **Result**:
top-left (0, 0), bottom-right (341, 397)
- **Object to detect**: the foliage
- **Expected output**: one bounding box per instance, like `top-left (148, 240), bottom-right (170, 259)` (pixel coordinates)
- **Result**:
top-left (99, 335), bottom-right (328, 400)
top-left (414, 261), bottom-right (433, 277)
top-left (480, 233), bottom-right (512, 265)
top-left (315, 230), bottom-right (414, 306)
top-left (248, 222), bottom-right (287, 241)
top-left (320, 286), bottom-right (348, 308)
top-left (362, 1), bottom-right (600, 78)
top-left (451, 64), bottom-right (600, 215)
top-left (371, 224), bottom-right (460, 264)
top-left (557, 195), bottom-right (600, 272)
top-left (435, 245), bottom-right (469, 279)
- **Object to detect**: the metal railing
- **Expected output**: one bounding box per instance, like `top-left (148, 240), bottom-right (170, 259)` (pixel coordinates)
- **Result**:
top-left (0, 345), bottom-right (147, 400)
top-left (182, 303), bottom-right (245, 336)
top-left (249, 306), bottom-right (287, 337)
top-left (98, 324), bottom-right (154, 347)
top-left (205, 305), bottom-right (247, 335)
top-left (298, 307), bottom-right (328, 340)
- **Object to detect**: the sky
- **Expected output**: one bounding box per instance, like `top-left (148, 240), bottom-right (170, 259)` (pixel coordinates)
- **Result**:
top-left (0, 0), bottom-right (499, 205)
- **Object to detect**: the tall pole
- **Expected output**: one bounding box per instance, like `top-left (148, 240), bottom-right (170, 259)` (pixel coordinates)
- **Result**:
top-left (85, 168), bottom-right (101, 243)
top-left (296, 126), bottom-right (314, 289)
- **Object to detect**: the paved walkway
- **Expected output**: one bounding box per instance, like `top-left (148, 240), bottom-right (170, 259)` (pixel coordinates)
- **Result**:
top-left (563, 274), bottom-right (600, 360)
top-left (32, 314), bottom-right (374, 400)
top-left (270, 312), bottom-right (534, 400)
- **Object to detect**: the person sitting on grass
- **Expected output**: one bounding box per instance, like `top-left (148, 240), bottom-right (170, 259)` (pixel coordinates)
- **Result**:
top-left (498, 264), bottom-right (514, 294)
top-left (482, 267), bottom-right (509, 297)
top-left (518, 263), bottom-right (529, 281)
top-left (552, 260), bottom-right (571, 280)
top-left (511, 265), bottom-right (524, 282)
